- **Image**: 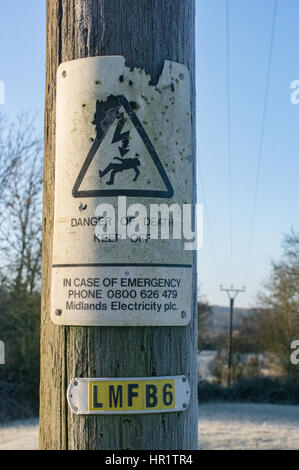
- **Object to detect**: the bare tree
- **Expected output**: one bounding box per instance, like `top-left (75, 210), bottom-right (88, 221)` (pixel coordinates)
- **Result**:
top-left (0, 113), bottom-right (43, 422)
top-left (0, 112), bottom-right (43, 292)
top-left (255, 230), bottom-right (299, 377)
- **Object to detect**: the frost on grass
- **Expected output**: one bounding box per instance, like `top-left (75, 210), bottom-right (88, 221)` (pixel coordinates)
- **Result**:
top-left (1, 404), bottom-right (299, 450)
top-left (198, 403), bottom-right (299, 450)
top-left (0, 419), bottom-right (38, 450)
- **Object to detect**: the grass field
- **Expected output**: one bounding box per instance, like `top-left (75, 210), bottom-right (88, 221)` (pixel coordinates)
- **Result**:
top-left (1, 403), bottom-right (299, 450)
top-left (198, 403), bottom-right (299, 450)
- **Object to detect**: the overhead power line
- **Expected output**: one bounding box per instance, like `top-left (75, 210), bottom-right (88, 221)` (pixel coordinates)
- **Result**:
top-left (198, 164), bottom-right (222, 286)
top-left (244, 0), bottom-right (278, 285)
top-left (226, 0), bottom-right (233, 285)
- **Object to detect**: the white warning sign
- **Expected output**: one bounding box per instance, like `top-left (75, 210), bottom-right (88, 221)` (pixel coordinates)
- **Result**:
top-left (51, 56), bottom-right (193, 326)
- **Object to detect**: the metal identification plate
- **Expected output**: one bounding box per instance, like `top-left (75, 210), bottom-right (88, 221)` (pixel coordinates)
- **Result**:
top-left (67, 376), bottom-right (190, 415)
top-left (51, 56), bottom-right (193, 326)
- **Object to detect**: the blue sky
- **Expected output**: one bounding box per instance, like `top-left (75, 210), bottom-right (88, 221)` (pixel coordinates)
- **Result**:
top-left (0, 1), bottom-right (45, 120)
top-left (197, 0), bottom-right (299, 307)
top-left (0, 0), bottom-right (298, 308)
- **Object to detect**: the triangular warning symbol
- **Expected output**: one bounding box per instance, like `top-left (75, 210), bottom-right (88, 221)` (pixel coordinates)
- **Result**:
top-left (72, 95), bottom-right (174, 198)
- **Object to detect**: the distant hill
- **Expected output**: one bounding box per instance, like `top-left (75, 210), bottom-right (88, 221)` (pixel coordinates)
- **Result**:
top-left (205, 305), bottom-right (252, 335)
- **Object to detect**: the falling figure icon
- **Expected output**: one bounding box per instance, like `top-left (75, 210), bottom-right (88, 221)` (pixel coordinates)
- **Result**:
top-left (99, 156), bottom-right (141, 185)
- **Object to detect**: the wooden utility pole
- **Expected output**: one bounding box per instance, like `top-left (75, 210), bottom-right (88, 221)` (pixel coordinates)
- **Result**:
top-left (40, 0), bottom-right (197, 450)
top-left (220, 285), bottom-right (245, 387)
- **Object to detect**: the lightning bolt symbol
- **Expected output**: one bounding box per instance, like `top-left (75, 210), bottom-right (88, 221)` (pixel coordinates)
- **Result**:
top-left (111, 113), bottom-right (130, 157)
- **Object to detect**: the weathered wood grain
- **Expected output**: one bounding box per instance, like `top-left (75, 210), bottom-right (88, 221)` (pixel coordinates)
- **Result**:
top-left (40, 0), bottom-right (197, 450)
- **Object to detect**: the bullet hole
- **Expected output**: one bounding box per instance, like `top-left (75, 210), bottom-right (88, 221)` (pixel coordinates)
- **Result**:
top-left (82, 104), bottom-right (86, 107)
top-left (171, 83), bottom-right (175, 92)
top-left (95, 80), bottom-right (101, 85)
top-left (61, 70), bottom-right (66, 78)
top-left (143, 121), bottom-right (148, 125)
top-left (129, 80), bottom-right (134, 87)
top-left (90, 137), bottom-right (94, 142)
top-left (141, 94), bottom-right (150, 104)
top-left (130, 101), bottom-right (139, 110)
top-left (79, 203), bottom-right (87, 211)
top-left (119, 75), bottom-right (124, 82)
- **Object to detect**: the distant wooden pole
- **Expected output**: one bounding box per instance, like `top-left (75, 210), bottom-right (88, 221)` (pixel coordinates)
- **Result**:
top-left (40, 0), bottom-right (197, 450)
top-left (228, 297), bottom-right (234, 387)
top-left (220, 286), bottom-right (245, 387)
